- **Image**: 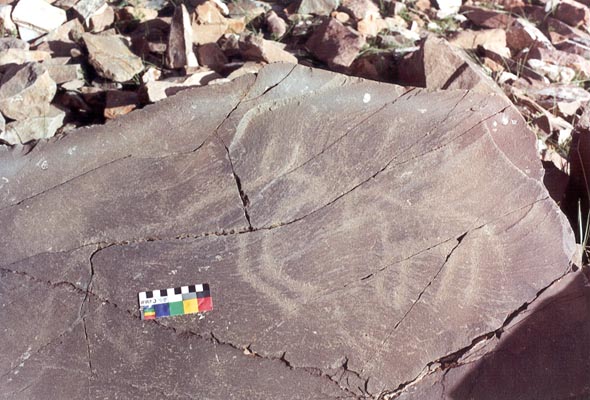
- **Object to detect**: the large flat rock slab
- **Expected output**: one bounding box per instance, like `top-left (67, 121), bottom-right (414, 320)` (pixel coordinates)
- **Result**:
top-left (0, 63), bottom-right (576, 398)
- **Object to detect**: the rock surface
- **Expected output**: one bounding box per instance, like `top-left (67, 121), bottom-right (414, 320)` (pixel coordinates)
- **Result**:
top-left (393, 269), bottom-right (590, 399)
top-left (0, 64), bottom-right (575, 398)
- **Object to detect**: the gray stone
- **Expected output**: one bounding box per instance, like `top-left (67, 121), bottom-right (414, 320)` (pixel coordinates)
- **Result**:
top-left (73, 0), bottom-right (107, 22)
top-left (0, 38), bottom-right (28, 51)
top-left (0, 62), bottom-right (57, 121)
top-left (44, 64), bottom-right (84, 84)
top-left (166, 5), bottom-right (199, 69)
top-left (0, 49), bottom-right (51, 70)
top-left (83, 33), bottom-right (144, 82)
top-left (0, 64), bottom-right (576, 398)
top-left (297, 0), bottom-right (339, 15)
top-left (1, 106), bottom-right (65, 144)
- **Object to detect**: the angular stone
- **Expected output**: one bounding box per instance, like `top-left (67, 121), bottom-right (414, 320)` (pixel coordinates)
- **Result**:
top-left (143, 70), bottom-right (221, 102)
top-left (12, 0), bottom-right (67, 41)
top-left (44, 63), bottom-right (84, 84)
top-left (167, 5), bottom-right (198, 69)
top-left (528, 45), bottom-right (590, 81)
top-left (306, 18), bottom-right (366, 69)
top-left (0, 64), bottom-right (575, 398)
top-left (0, 62), bottom-right (56, 121)
top-left (506, 18), bottom-right (552, 53)
top-left (192, 1), bottom-right (229, 45)
top-left (297, 0), bottom-right (339, 15)
top-left (398, 36), bottom-right (503, 95)
top-left (104, 90), bottom-right (140, 119)
top-left (0, 105), bottom-right (65, 144)
top-left (83, 33), bottom-right (144, 82)
top-left (73, 0), bottom-right (106, 22)
top-left (239, 34), bottom-right (298, 64)
top-left (89, 5), bottom-right (115, 33)
top-left (341, 0), bottom-right (380, 20)
top-left (461, 5), bottom-right (515, 29)
top-left (554, 0), bottom-right (590, 27)
top-left (0, 37), bottom-right (28, 51)
top-left (0, 49), bottom-right (51, 69)
top-left (450, 28), bottom-right (510, 58)
top-left (197, 43), bottom-right (228, 71)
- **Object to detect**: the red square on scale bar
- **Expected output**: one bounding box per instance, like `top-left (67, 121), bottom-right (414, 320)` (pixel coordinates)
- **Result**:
top-left (197, 296), bottom-right (213, 312)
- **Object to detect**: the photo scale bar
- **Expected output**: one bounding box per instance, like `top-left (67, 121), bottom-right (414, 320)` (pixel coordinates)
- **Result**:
top-left (139, 283), bottom-right (213, 319)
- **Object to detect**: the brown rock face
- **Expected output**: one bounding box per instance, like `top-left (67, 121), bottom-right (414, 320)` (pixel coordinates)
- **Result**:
top-left (306, 18), bottom-right (366, 69)
top-left (0, 64), bottom-right (575, 398)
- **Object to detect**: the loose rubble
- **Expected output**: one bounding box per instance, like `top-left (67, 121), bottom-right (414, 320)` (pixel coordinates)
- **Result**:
top-left (0, 0), bottom-right (586, 186)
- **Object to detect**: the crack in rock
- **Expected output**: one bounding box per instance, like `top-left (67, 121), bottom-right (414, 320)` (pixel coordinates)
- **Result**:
top-left (0, 155), bottom-right (132, 212)
top-left (377, 269), bottom-right (573, 399)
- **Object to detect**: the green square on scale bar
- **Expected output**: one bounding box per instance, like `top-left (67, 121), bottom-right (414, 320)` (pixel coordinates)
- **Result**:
top-left (169, 301), bottom-right (184, 316)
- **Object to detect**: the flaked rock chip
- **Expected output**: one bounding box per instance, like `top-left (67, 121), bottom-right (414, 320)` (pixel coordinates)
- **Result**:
top-left (166, 4), bottom-right (199, 69)
top-left (0, 64), bottom-right (575, 398)
top-left (0, 62), bottom-right (57, 121)
top-left (82, 33), bottom-right (144, 82)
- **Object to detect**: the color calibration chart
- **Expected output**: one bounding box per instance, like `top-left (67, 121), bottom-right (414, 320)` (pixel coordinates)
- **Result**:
top-left (139, 284), bottom-right (213, 320)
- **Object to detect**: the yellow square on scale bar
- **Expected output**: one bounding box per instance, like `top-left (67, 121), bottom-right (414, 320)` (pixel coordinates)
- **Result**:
top-left (183, 298), bottom-right (199, 314)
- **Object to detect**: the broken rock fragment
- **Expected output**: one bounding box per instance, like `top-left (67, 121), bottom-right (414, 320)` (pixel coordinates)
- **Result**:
top-left (192, 1), bottom-right (229, 45)
top-left (0, 105), bottom-right (65, 144)
top-left (12, 0), bottom-right (67, 41)
top-left (296, 0), bottom-right (339, 15)
top-left (0, 62), bottom-right (56, 121)
top-left (239, 34), bottom-right (297, 64)
top-left (399, 35), bottom-right (503, 94)
top-left (83, 33), bottom-right (144, 82)
top-left (306, 18), bottom-right (366, 69)
top-left (104, 90), bottom-right (140, 119)
top-left (73, 0), bottom-right (107, 23)
top-left (554, 0), bottom-right (590, 27)
top-left (166, 4), bottom-right (199, 69)
top-left (197, 43), bottom-right (228, 71)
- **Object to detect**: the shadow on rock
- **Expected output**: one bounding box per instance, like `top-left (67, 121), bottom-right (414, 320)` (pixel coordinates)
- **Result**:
top-left (447, 270), bottom-right (590, 400)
